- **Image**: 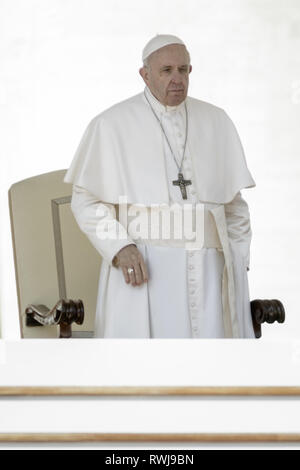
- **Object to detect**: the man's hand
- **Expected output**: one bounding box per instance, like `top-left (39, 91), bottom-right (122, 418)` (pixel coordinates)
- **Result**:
top-left (113, 244), bottom-right (149, 287)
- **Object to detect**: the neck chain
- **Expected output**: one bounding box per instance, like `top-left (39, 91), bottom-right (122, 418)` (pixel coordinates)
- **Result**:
top-left (143, 90), bottom-right (192, 200)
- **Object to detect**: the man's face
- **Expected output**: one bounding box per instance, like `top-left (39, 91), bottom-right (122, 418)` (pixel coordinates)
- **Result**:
top-left (139, 44), bottom-right (192, 106)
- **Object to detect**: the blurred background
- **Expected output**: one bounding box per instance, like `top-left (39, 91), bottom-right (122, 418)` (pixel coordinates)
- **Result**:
top-left (0, 0), bottom-right (299, 339)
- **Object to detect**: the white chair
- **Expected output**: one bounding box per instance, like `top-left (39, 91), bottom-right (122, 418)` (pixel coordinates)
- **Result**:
top-left (8, 170), bottom-right (102, 338)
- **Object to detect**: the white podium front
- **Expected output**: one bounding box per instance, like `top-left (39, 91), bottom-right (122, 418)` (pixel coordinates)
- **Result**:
top-left (0, 339), bottom-right (300, 447)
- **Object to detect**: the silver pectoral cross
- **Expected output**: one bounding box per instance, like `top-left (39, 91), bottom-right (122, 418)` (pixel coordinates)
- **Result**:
top-left (172, 173), bottom-right (192, 200)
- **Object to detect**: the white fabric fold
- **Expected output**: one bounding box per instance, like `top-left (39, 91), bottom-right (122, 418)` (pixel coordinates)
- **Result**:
top-left (209, 205), bottom-right (239, 338)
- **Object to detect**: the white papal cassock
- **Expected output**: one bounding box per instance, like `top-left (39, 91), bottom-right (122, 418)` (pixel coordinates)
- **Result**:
top-left (65, 86), bottom-right (256, 338)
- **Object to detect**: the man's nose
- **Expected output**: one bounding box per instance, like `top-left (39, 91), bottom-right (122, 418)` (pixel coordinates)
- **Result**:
top-left (170, 70), bottom-right (184, 83)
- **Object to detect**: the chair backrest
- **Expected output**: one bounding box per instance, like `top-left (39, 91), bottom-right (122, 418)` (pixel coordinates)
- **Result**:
top-left (9, 169), bottom-right (102, 338)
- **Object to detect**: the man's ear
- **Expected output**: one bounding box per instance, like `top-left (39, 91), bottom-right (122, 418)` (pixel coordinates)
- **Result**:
top-left (139, 66), bottom-right (149, 84)
top-left (189, 65), bottom-right (192, 74)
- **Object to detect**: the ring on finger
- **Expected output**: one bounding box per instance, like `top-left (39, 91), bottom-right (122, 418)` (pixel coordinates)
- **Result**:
top-left (127, 267), bottom-right (134, 274)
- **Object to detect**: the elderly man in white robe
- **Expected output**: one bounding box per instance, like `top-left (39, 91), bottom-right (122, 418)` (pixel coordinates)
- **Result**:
top-left (64, 34), bottom-right (256, 339)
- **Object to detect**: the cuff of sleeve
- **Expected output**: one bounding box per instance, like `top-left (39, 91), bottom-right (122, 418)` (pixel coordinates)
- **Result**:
top-left (110, 242), bottom-right (137, 267)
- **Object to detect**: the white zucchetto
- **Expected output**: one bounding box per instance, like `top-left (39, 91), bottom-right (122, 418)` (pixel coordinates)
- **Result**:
top-left (142, 34), bottom-right (186, 62)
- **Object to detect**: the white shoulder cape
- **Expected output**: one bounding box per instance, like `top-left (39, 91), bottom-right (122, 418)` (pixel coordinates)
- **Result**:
top-left (64, 92), bottom-right (256, 205)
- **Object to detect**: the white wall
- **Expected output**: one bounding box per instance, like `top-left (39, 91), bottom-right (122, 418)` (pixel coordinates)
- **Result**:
top-left (1, 0), bottom-right (300, 338)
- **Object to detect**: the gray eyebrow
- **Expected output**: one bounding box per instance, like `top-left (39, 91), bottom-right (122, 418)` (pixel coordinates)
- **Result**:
top-left (160, 65), bottom-right (189, 69)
